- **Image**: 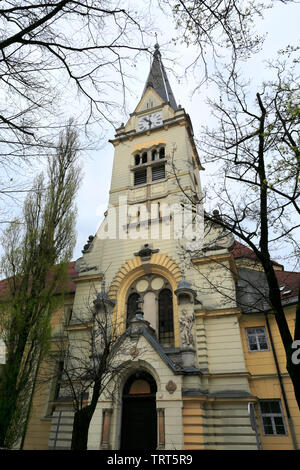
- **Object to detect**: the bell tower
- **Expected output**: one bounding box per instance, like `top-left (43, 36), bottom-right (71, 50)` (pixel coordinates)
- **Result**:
top-left (70, 45), bottom-right (256, 451)
top-left (101, 43), bottom-right (203, 263)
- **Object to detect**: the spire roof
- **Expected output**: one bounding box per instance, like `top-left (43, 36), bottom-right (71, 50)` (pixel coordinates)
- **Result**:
top-left (142, 43), bottom-right (177, 111)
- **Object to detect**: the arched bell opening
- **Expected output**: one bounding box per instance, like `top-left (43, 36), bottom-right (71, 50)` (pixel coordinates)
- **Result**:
top-left (120, 371), bottom-right (157, 450)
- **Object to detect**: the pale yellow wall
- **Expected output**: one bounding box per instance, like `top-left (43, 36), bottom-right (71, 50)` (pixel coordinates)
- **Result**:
top-left (204, 315), bottom-right (247, 374)
top-left (183, 398), bottom-right (258, 450)
top-left (71, 278), bottom-right (102, 322)
top-left (240, 306), bottom-right (300, 450)
top-left (183, 400), bottom-right (205, 450)
top-left (189, 259), bottom-right (237, 310)
top-left (240, 307), bottom-right (296, 376)
top-left (23, 299), bottom-right (74, 450)
top-left (23, 381), bottom-right (52, 450)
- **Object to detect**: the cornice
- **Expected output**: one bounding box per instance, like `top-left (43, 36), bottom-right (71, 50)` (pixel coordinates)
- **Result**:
top-left (195, 307), bottom-right (242, 319)
top-left (192, 253), bottom-right (239, 282)
top-left (72, 273), bottom-right (103, 283)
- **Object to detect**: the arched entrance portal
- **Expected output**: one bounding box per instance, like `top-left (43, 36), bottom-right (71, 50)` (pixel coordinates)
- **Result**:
top-left (120, 371), bottom-right (157, 450)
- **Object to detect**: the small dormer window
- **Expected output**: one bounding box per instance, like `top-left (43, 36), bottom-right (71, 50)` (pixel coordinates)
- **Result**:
top-left (142, 152), bottom-right (147, 164)
top-left (135, 154), bottom-right (140, 166)
top-left (159, 148), bottom-right (165, 159)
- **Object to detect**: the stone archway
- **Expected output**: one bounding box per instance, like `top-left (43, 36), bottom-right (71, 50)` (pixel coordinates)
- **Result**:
top-left (108, 253), bottom-right (182, 346)
top-left (120, 371), bottom-right (157, 450)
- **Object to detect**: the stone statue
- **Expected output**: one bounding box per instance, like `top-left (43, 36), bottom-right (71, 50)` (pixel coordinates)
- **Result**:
top-left (179, 309), bottom-right (195, 347)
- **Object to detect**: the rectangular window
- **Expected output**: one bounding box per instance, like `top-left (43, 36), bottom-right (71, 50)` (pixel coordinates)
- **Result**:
top-left (246, 326), bottom-right (269, 351)
top-left (65, 306), bottom-right (73, 325)
top-left (152, 164), bottom-right (165, 181)
top-left (259, 400), bottom-right (287, 435)
top-left (134, 169), bottom-right (147, 186)
top-left (46, 359), bottom-right (65, 417)
top-left (53, 361), bottom-right (64, 401)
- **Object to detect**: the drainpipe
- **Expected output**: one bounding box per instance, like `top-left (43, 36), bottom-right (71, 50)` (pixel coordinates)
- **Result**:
top-left (264, 312), bottom-right (298, 450)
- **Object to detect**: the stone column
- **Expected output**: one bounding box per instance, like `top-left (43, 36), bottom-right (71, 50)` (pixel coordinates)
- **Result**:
top-left (100, 408), bottom-right (113, 449)
top-left (157, 408), bottom-right (165, 449)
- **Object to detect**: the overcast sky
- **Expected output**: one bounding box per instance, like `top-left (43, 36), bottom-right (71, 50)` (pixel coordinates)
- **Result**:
top-left (72, 1), bottom-right (300, 268)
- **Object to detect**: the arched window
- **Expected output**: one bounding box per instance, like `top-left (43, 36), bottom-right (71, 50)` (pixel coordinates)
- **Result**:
top-left (126, 276), bottom-right (174, 348)
top-left (158, 289), bottom-right (174, 347)
top-left (123, 371), bottom-right (157, 396)
top-left (135, 154), bottom-right (140, 165)
top-left (127, 292), bottom-right (140, 324)
top-left (159, 147), bottom-right (165, 159)
top-left (151, 149), bottom-right (158, 161)
top-left (142, 152), bottom-right (147, 164)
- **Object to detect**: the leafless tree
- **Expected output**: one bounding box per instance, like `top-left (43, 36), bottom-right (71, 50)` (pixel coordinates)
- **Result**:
top-left (172, 49), bottom-right (300, 408)
top-left (0, 0), bottom-right (151, 212)
top-left (0, 122), bottom-right (81, 448)
top-left (159, 0), bottom-right (298, 84)
top-left (41, 283), bottom-right (145, 450)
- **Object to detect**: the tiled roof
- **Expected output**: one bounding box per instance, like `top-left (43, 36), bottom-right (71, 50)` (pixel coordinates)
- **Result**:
top-left (0, 252), bottom-right (299, 304)
top-left (231, 240), bottom-right (258, 260)
top-left (275, 270), bottom-right (300, 300)
top-left (62, 261), bottom-right (77, 294)
top-left (230, 240), bottom-right (284, 268)
top-left (0, 261), bottom-right (77, 298)
top-left (230, 241), bottom-right (299, 301)
top-left (0, 278), bottom-right (8, 297)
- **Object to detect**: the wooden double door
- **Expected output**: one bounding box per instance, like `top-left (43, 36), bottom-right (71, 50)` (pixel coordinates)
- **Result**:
top-left (120, 372), bottom-right (157, 450)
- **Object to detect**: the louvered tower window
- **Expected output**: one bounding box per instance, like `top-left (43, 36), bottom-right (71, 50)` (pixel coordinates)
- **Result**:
top-left (152, 164), bottom-right (165, 181)
top-left (134, 169), bottom-right (147, 186)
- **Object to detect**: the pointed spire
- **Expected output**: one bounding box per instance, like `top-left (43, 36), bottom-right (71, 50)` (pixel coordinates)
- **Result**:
top-left (142, 43), bottom-right (178, 111)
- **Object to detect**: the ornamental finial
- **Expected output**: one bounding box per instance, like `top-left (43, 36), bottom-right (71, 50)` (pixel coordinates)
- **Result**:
top-left (154, 35), bottom-right (160, 55)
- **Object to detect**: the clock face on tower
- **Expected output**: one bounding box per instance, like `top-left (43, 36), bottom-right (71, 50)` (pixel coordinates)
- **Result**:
top-left (138, 112), bottom-right (162, 131)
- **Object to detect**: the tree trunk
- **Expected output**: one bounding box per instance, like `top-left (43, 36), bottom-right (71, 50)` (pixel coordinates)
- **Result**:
top-left (71, 406), bottom-right (94, 450)
top-left (287, 288), bottom-right (300, 410)
top-left (265, 265), bottom-right (300, 410)
top-left (0, 361), bottom-right (21, 447)
top-left (286, 357), bottom-right (300, 410)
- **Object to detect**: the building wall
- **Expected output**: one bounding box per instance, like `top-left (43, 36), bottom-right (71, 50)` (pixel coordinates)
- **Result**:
top-left (240, 305), bottom-right (300, 450)
top-left (21, 77), bottom-right (300, 451)
top-left (183, 399), bottom-right (257, 450)
top-left (23, 298), bottom-right (74, 450)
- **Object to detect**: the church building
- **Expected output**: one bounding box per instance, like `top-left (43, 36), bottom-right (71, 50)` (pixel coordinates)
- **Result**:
top-left (22, 45), bottom-right (300, 451)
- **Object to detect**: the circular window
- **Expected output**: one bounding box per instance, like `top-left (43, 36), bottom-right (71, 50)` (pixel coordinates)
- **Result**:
top-left (151, 277), bottom-right (164, 290)
top-left (136, 279), bottom-right (149, 292)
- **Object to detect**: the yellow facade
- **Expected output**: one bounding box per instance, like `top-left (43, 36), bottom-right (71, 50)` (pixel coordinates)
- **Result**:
top-left (21, 45), bottom-right (300, 451)
top-left (240, 306), bottom-right (299, 450)
top-left (23, 299), bottom-right (74, 450)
